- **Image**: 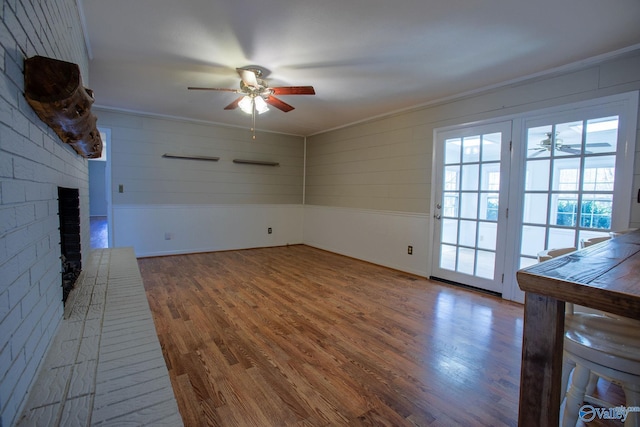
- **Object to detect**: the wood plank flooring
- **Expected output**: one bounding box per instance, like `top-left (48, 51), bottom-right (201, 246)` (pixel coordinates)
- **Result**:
top-left (138, 245), bottom-right (624, 426)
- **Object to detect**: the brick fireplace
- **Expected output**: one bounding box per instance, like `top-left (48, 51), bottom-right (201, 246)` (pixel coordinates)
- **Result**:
top-left (58, 187), bottom-right (82, 303)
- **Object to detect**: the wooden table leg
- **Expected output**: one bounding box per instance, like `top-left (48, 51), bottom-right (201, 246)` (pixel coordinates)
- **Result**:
top-left (518, 292), bottom-right (565, 427)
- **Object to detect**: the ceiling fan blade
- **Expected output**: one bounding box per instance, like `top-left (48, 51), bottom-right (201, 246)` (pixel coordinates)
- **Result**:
top-left (564, 142), bottom-right (611, 148)
top-left (236, 68), bottom-right (259, 88)
top-left (188, 87), bottom-right (239, 92)
top-left (558, 147), bottom-right (582, 154)
top-left (266, 95), bottom-right (295, 112)
top-left (224, 96), bottom-right (244, 110)
top-left (271, 86), bottom-right (316, 95)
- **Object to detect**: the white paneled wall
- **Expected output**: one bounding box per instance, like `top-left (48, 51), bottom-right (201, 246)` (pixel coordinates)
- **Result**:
top-left (303, 205), bottom-right (430, 277)
top-left (305, 124), bottom-right (431, 213)
top-left (114, 204), bottom-right (303, 257)
top-left (96, 109), bottom-right (305, 206)
top-left (0, 1), bottom-right (91, 425)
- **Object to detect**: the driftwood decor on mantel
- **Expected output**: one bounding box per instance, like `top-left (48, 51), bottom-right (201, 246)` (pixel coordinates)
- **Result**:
top-left (24, 56), bottom-right (103, 158)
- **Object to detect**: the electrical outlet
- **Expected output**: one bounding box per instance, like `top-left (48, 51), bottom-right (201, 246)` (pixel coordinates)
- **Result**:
top-left (118, 184), bottom-right (124, 193)
top-left (164, 232), bottom-right (172, 240)
top-left (268, 227), bottom-right (272, 234)
top-left (408, 245), bottom-right (413, 255)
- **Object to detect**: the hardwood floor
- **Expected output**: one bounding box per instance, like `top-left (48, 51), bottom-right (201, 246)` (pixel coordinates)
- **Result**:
top-left (138, 245), bottom-right (624, 426)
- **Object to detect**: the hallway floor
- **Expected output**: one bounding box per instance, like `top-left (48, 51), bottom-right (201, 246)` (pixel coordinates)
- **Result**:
top-left (90, 216), bottom-right (108, 249)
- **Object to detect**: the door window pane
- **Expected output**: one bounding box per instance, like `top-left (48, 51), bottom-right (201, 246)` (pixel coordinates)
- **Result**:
top-left (459, 220), bottom-right (477, 247)
top-left (479, 193), bottom-right (499, 221)
top-left (444, 166), bottom-right (460, 190)
top-left (525, 160), bottom-right (550, 191)
top-left (548, 227), bottom-right (576, 249)
top-left (462, 136), bottom-right (481, 163)
top-left (582, 156), bottom-right (615, 191)
top-left (478, 222), bottom-right (497, 250)
top-left (520, 257), bottom-right (538, 269)
top-left (457, 247), bottom-right (475, 275)
top-left (551, 194), bottom-right (578, 227)
top-left (442, 219), bottom-right (458, 244)
top-left (481, 165), bottom-right (500, 191)
top-left (482, 133), bottom-right (501, 162)
top-left (461, 164), bottom-right (480, 191)
top-left (552, 158), bottom-right (581, 191)
top-left (460, 193), bottom-right (478, 219)
top-left (523, 194), bottom-right (548, 224)
top-left (580, 195), bottom-right (612, 229)
top-left (579, 230), bottom-right (609, 246)
top-left (440, 245), bottom-right (457, 270)
top-left (585, 116), bottom-right (618, 154)
top-left (476, 251), bottom-right (495, 279)
top-left (527, 125), bottom-right (552, 159)
top-left (443, 193), bottom-right (459, 217)
top-left (521, 225), bottom-right (546, 256)
top-left (554, 121), bottom-right (582, 157)
top-left (445, 138), bottom-right (462, 164)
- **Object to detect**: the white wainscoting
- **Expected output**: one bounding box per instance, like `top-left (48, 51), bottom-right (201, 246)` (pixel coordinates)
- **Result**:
top-left (303, 205), bottom-right (431, 277)
top-left (113, 204), bottom-right (304, 257)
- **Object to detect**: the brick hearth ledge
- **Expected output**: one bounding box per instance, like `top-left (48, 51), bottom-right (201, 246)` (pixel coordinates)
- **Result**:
top-left (16, 247), bottom-right (183, 426)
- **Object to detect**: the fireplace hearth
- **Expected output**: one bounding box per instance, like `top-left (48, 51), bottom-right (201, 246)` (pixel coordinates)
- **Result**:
top-left (58, 187), bottom-right (81, 304)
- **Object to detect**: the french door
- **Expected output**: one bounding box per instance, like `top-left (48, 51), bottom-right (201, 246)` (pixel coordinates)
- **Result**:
top-left (431, 121), bottom-right (512, 294)
top-left (430, 92), bottom-right (637, 300)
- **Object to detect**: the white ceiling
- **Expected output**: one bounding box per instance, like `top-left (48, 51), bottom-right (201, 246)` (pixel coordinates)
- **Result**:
top-left (80, 0), bottom-right (640, 137)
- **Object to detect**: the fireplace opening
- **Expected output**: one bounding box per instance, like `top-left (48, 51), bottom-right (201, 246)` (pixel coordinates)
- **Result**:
top-left (58, 187), bottom-right (81, 304)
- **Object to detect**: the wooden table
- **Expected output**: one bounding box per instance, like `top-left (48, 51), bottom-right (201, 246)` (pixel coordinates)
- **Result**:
top-left (516, 229), bottom-right (640, 426)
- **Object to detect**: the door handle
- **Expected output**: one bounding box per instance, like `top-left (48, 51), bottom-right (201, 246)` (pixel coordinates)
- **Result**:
top-left (434, 214), bottom-right (441, 220)
top-left (436, 203), bottom-right (442, 209)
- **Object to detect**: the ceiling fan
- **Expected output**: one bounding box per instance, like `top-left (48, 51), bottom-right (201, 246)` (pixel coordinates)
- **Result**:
top-left (529, 132), bottom-right (611, 157)
top-left (188, 66), bottom-right (315, 113)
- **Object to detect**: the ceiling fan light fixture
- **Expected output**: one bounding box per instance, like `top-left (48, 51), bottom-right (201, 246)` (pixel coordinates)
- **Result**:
top-left (254, 96), bottom-right (269, 114)
top-left (238, 95), bottom-right (270, 115)
top-left (238, 96), bottom-right (253, 114)
top-left (540, 132), bottom-right (562, 147)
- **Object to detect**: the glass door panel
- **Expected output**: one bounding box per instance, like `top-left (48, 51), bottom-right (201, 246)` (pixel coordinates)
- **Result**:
top-left (518, 114), bottom-right (621, 267)
top-left (432, 122), bottom-right (512, 294)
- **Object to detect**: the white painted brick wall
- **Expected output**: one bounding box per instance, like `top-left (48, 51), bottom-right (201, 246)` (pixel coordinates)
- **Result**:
top-left (0, 0), bottom-right (92, 425)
